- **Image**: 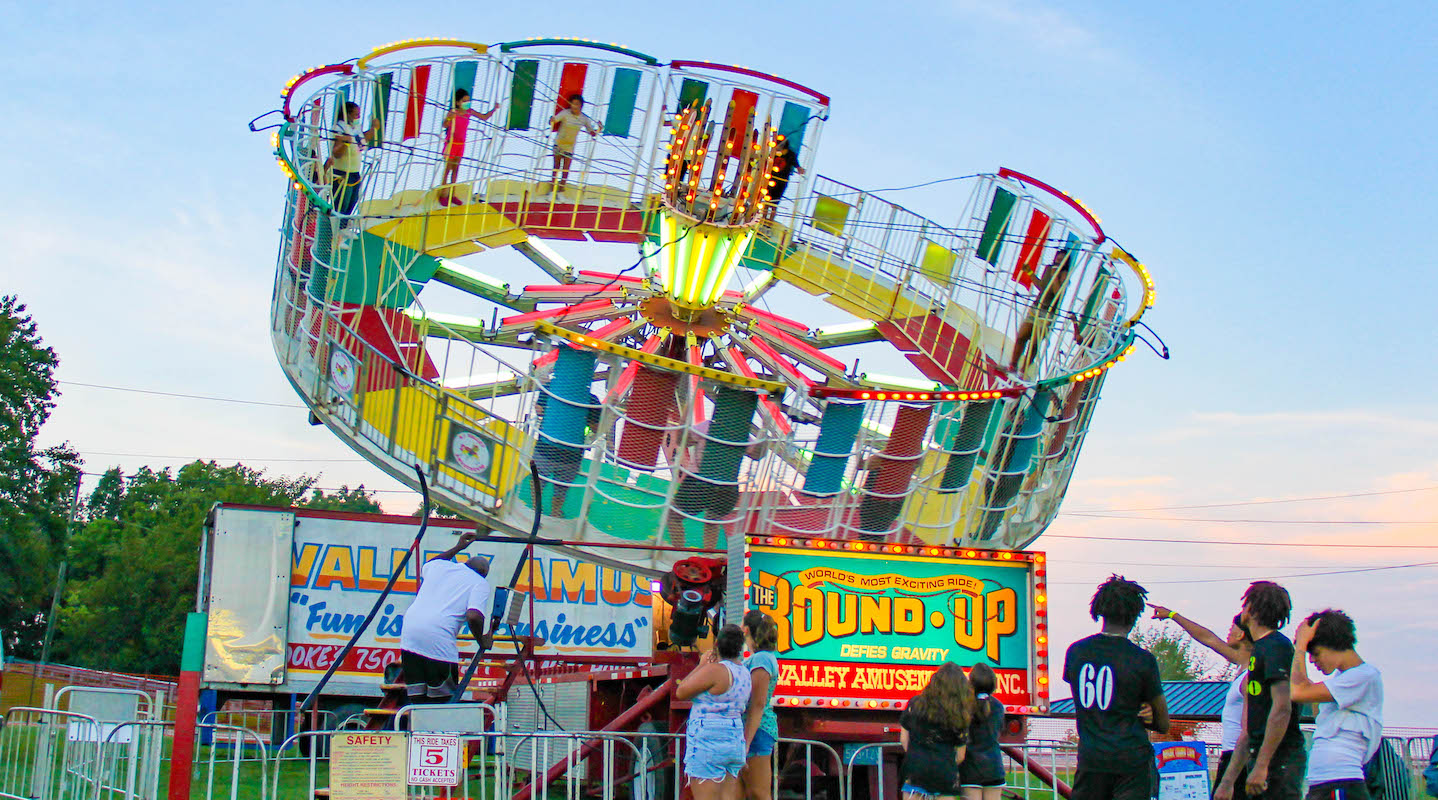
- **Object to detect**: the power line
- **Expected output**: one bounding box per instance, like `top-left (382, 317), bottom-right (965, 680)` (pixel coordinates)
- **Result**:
top-left (77, 470), bottom-right (418, 494)
top-left (1053, 560), bottom-right (1438, 585)
top-left (1045, 533), bottom-right (1438, 549)
top-left (1071, 485), bottom-right (1438, 513)
top-left (59, 381), bottom-right (304, 409)
top-left (1053, 558), bottom-right (1384, 570)
top-left (1061, 513), bottom-right (1437, 525)
top-left (79, 451), bottom-right (365, 464)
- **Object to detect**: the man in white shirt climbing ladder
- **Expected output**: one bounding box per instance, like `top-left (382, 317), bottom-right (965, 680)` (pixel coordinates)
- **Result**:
top-left (1290, 609), bottom-right (1384, 800)
top-left (399, 531), bottom-right (493, 704)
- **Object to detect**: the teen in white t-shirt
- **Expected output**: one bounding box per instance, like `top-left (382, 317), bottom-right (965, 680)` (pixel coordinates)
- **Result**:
top-left (1291, 609), bottom-right (1384, 799)
top-left (398, 531), bottom-right (493, 701)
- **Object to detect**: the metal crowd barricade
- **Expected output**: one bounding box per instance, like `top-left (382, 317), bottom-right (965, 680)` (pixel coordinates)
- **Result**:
top-left (272, 727), bottom-right (649, 800)
top-left (1408, 735), bottom-right (1435, 771)
top-left (95, 721), bottom-right (268, 800)
top-left (1369, 736), bottom-right (1415, 800)
top-left (607, 730), bottom-right (845, 800)
top-left (843, 742), bottom-right (902, 800)
top-left (201, 708), bottom-right (339, 761)
top-left (1002, 740), bottom-right (1075, 800)
top-left (0, 707), bottom-right (105, 800)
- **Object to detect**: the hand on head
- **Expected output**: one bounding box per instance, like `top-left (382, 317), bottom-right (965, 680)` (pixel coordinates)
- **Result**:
top-left (1294, 618), bottom-right (1317, 646)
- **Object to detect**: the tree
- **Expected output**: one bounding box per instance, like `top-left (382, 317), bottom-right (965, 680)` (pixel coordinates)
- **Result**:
top-left (302, 485), bottom-right (383, 514)
top-left (0, 296), bottom-right (81, 658)
top-left (56, 462), bottom-right (379, 674)
top-left (411, 503), bottom-right (464, 519)
top-left (1132, 623), bottom-right (1224, 681)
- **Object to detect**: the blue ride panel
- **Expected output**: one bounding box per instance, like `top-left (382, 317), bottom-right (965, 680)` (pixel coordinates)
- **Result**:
top-left (801, 401), bottom-right (864, 496)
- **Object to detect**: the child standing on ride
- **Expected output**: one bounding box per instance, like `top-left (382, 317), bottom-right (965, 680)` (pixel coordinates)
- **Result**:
top-left (958, 664), bottom-right (1006, 800)
top-left (326, 102), bottom-right (376, 241)
top-left (899, 662), bottom-right (975, 800)
top-left (740, 611), bottom-right (781, 800)
top-left (549, 94), bottom-right (599, 194)
top-left (439, 88), bottom-right (496, 206)
top-left (677, 625), bottom-right (752, 800)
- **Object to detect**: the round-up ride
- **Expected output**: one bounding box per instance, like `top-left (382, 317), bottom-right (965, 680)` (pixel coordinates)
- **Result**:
top-left (267, 37), bottom-right (1157, 577)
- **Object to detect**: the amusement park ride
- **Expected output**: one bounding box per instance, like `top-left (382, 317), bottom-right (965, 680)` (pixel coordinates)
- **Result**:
top-left (254, 34), bottom-right (1161, 792)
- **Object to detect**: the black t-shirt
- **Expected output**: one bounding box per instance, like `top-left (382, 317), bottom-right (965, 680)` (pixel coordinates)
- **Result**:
top-left (1063, 633), bottom-right (1163, 773)
top-left (959, 695), bottom-right (1007, 785)
top-left (1245, 631), bottom-right (1304, 753)
top-left (900, 706), bottom-right (969, 794)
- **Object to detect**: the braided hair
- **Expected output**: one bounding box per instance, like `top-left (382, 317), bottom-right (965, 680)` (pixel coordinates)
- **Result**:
top-left (1088, 574), bottom-right (1148, 628)
top-left (1241, 581), bottom-right (1292, 630)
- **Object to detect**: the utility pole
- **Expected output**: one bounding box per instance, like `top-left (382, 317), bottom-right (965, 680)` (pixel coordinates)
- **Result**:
top-left (28, 472), bottom-right (81, 706)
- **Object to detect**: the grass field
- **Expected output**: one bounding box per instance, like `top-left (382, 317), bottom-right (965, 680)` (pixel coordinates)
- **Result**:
top-left (0, 726), bottom-right (1427, 800)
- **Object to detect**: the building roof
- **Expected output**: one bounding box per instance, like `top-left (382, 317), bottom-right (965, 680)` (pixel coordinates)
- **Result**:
top-left (1050, 680), bottom-right (1233, 720)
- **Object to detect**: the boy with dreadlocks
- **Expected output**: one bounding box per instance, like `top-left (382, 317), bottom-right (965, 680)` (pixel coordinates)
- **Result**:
top-left (1064, 575), bottom-right (1170, 800)
top-left (1290, 610), bottom-right (1384, 800)
top-left (1218, 582), bottom-right (1306, 800)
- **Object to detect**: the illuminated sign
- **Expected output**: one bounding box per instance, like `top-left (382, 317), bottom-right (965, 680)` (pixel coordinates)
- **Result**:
top-left (747, 543), bottom-right (1042, 710)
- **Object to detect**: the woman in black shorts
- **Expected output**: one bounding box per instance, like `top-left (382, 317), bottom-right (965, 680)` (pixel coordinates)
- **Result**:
top-left (959, 664), bottom-right (1006, 800)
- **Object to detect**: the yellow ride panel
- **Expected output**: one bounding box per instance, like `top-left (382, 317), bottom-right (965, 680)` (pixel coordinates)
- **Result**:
top-left (358, 385), bottom-right (528, 498)
top-left (377, 201), bottom-right (523, 254)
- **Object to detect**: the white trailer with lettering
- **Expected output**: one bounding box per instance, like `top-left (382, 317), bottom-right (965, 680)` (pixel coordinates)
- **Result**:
top-left (196, 503), bottom-right (655, 722)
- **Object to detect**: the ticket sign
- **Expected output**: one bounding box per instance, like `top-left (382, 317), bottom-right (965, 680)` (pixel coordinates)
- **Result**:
top-left (747, 544), bottom-right (1039, 708)
top-left (1154, 742), bottom-right (1210, 800)
top-left (408, 734), bottom-right (462, 786)
top-left (331, 733), bottom-right (407, 800)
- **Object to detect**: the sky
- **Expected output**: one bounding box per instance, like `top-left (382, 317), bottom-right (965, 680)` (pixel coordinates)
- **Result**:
top-left (3, 2), bottom-right (1436, 724)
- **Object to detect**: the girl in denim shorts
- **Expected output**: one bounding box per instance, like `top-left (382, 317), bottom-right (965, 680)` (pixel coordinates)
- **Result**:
top-left (740, 610), bottom-right (782, 800)
top-left (677, 625), bottom-right (752, 800)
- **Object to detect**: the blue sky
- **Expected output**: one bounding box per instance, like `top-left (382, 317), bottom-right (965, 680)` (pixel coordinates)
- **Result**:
top-left (4, 2), bottom-right (1436, 724)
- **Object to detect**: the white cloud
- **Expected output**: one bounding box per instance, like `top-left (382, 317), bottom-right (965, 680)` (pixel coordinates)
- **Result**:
top-left (946, 0), bottom-right (1117, 62)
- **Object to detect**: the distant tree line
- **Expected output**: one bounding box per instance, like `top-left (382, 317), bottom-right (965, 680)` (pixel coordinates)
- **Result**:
top-left (0, 294), bottom-right (382, 675)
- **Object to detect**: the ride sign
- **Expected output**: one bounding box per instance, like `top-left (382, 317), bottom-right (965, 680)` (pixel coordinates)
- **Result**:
top-left (407, 735), bottom-right (461, 786)
top-left (747, 543), bottom-right (1042, 708)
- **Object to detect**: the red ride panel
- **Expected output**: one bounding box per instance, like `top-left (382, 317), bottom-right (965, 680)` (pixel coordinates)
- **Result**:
top-left (725, 89), bottom-right (758, 154)
top-left (404, 65), bottom-right (431, 140)
top-left (1013, 210), bottom-right (1053, 288)
top-left (555, 63), bottom-right (589, 116)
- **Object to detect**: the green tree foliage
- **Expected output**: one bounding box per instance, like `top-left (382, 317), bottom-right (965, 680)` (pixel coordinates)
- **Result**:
top-left (303, 485), bottom-right (383, 513)
top-left (1132, 623), bottom-right (1222, 681)
top-left (0, 296), bottom-right (81, 658)
top-left (57, 463), bottom-right (381, 674)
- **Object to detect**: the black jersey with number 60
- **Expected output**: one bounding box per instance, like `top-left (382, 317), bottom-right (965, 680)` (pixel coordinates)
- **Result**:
top-left (1063, 633), bottom-right (1164, 773)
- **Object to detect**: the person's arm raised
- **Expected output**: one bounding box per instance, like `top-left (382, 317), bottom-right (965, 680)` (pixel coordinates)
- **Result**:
top-left (1150, 604), bottom-right (1244, 665)
top-left (430, 531), bottom-right (479, 562)
top-left (1289, 620), bottom-right (1333, 705)
top-left (676, 651), bottom-right (723, 701)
